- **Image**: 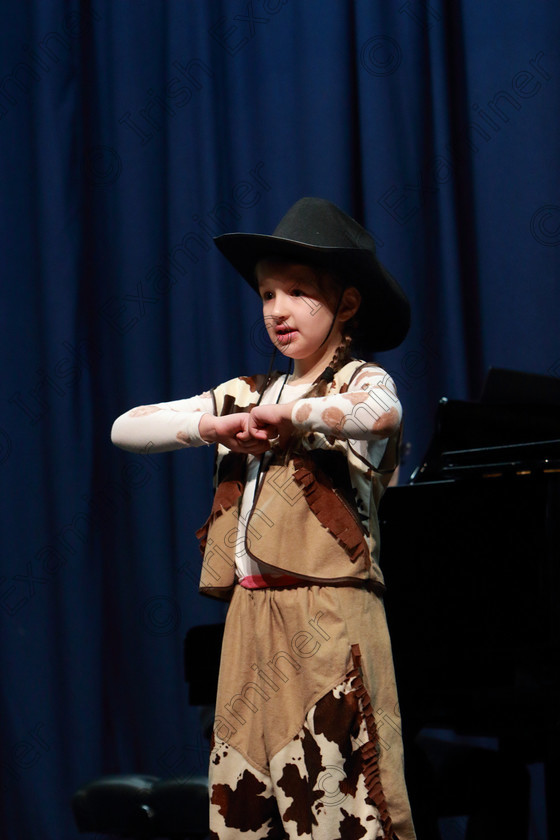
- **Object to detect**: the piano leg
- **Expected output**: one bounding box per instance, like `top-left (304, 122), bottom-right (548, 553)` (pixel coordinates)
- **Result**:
top-left (544, 475), bottom-right (560, 840)
top-left (545, 732), bottom-right (559, 840)
top-left (407, 733), bottom-right (530, 840)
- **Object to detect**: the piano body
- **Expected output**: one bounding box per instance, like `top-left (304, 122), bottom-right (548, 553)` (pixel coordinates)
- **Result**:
top-left (379, 367), bottom-right (560, 838)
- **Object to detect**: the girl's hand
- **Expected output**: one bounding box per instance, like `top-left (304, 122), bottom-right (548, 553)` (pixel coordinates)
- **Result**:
top-left (199, 413), bottom-right (270, 454)
top-left (244, 402), bottom-right (297, 446)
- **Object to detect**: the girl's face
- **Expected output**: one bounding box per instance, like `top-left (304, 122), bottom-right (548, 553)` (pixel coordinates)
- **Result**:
top-left (256, 259), bottom-right (357, 377)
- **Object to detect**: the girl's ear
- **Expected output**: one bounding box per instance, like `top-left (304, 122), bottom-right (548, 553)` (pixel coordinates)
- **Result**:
top-left (338, 286), bottom-right (362, 323)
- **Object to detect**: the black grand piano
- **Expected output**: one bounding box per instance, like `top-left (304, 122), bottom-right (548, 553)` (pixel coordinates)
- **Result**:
top-left (379, 367), bottom-right (560, 839)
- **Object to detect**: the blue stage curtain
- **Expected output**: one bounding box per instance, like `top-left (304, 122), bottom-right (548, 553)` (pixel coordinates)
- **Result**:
top-left (0, 2), bottom-right (558, 837)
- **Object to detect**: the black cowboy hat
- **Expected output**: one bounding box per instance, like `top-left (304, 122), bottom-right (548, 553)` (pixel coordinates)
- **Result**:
top-left (214, 196), bottom-right (410, 351)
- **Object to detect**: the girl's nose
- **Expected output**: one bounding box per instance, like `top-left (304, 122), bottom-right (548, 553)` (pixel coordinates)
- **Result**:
top-left (271, 292), bottom-right (289, 319)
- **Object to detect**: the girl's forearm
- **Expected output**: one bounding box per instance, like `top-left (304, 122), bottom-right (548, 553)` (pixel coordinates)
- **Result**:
top-left (111, 404), bottom-right (212, 453)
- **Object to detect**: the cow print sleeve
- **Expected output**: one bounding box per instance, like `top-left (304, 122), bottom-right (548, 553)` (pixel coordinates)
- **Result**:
top-left (111, 391), bottom-right (215, 453)
top-left (291, 366), bottom-right (402, 441)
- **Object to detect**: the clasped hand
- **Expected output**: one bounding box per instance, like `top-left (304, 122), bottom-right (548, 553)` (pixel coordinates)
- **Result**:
top-left (199, 402), bottom-right (297, 453)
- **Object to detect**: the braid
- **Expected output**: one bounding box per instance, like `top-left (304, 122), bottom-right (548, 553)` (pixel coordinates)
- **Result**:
top-left (303, 334), bottom-right (353, 399)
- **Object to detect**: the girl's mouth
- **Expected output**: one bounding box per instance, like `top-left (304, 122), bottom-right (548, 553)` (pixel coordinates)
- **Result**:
top-left (275, 325), bottom-right (297, 344)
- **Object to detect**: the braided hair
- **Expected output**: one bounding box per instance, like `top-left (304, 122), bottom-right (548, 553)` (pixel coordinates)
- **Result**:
top-left (301, 333), bottom-right (354, 399)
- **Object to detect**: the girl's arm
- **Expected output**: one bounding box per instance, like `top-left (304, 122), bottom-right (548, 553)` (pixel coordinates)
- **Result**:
top-left (112, 392), bottom-right (270, 455)
top-left (111, 393), bottom-right (215, 453)
top-left (248, 365), bottom-right (402, 443)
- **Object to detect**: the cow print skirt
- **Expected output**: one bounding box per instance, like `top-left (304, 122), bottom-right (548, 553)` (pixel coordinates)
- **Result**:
top-left (208, 584), bottom-right (416, 840)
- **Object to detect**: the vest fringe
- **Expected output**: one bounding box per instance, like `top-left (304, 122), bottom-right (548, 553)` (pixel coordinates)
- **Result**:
top-left (292, 457), bottom-right (369, 563)
top-left (195, 478), bottom-right (244, 553)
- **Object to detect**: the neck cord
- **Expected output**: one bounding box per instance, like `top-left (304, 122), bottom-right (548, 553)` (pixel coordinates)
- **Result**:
top-left (275, 359), bottom-right (293, 402)
top-left (256, 346), bottom-right (294, 407)
top-left (252, 358), bottom-right (293, 502)
top-left (305, 288), bottom-right (345, 391)
top-left (318, 288), bottom-right (344, 350)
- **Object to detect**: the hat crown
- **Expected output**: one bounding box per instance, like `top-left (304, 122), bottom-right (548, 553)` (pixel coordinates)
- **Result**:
top-left (272, 197), bottom-right (377, 254)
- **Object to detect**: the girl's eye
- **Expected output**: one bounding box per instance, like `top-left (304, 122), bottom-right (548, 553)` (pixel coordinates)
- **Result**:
top-left (262, 291), bottom-right (274, 301)
top-left (291, 288), bottom-right (304, 297)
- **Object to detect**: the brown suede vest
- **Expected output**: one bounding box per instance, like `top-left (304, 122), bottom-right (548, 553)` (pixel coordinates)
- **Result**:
top-left (196, 361), bottom-right (400, 600)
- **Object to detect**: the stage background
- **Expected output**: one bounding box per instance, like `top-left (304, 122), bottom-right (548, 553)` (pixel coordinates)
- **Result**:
top-left (0, 1), bottom-right (558, 838)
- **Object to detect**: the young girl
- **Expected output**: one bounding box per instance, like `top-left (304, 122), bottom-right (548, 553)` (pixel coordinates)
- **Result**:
top-left (112, 198), bottom-right (416, 840)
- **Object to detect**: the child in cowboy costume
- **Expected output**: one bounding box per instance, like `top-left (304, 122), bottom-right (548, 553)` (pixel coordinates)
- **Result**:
top-left (112, 197), bottom-right (416, 840)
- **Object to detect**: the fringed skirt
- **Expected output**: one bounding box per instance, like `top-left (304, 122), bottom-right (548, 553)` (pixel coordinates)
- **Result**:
top-left (209, 584), bottom-right (416, 840)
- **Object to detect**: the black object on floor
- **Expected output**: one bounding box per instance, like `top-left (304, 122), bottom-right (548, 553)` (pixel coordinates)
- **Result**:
top-left (72, 773), bottom-right (209, 839)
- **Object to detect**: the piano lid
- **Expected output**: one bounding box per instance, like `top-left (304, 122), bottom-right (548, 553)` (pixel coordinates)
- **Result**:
top-left (410, 367), bottom-right (560, 483)
top-left (480, 365), bottom-right (560, 406)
